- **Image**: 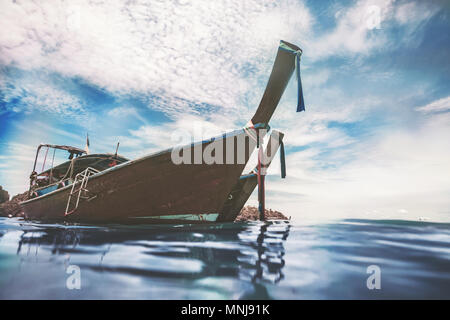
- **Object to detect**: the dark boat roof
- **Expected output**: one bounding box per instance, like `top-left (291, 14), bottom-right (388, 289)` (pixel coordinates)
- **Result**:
top-left (38, 144), bottom-right (86, 155)
top-left (38, 153), bottom-right (129, 177)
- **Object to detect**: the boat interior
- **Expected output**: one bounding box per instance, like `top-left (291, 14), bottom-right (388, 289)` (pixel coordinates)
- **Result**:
top-left (29, 144), bottom-right (129, 198)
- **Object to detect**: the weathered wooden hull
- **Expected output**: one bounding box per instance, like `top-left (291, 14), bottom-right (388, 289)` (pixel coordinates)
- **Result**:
top-left (21, 129), bottom-right (257, 223)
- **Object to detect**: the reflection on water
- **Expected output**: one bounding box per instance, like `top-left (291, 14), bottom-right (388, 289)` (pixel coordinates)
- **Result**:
top-left (0, 218), bottom-right (449, 299)
top-left (0, 219), bottom-right (290, 299)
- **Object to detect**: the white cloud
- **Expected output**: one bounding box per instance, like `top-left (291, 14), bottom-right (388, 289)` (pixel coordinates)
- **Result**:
top-left (262, 111), bottom-right (450, 223)
top-left (415, 96), bottom-right (450, 114)
top-left (0, 142), bottom-right (37, 196)
top-left (0, 0), bottom-right (312, 118)
top-left (0, 75), bottom-right (87, 120)
top-left (305, 0), bottom-right (441, 60)
top-left (107, 106), bottom-right (148, 125)
top-left (306, 0), bottom-right (394, 60)
top-left (124, 113), bottom-right (239, 156)
top-left (394, 1), bottom-right (439, 25)
top-left (0, 0), bottom-right (441, 123)
top-left (391, 1), bottom-right (441, 48)
top-left (304, 69), bottom-right (330, 88)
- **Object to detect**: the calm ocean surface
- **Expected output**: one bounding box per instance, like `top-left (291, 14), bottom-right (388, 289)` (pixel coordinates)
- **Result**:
top-left (0, 217), bottom-right (449, 299)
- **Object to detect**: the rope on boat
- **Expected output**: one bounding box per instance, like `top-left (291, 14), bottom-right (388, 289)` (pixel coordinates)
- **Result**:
top-left (57, 157), bottom-right (75, 185)
top-left (244, 120), bottom-right (258, 146)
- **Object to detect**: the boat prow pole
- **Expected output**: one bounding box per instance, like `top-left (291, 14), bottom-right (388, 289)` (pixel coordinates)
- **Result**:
top-left (250, 40), bottom-right (304, 126)
top-left (249, 40), bottom-right (303, 220)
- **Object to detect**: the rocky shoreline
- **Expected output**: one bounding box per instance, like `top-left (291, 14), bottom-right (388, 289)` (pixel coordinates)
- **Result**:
top-left (0, 191), bottom-right (27, 218)
top-left (0, 189), bottom-right (288, 222)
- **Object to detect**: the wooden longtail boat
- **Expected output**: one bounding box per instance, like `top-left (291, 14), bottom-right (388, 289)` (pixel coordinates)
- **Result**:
top-left (20, 40), bottom-right (304, 223)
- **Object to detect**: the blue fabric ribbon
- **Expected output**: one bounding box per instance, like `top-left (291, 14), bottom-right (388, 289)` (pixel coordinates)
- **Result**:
top-left (295, 53), bottom-right (305, 112)
top-left (279, 41), bottom-right (305, 112)
top-left (280, 140), bottom-right (286, 178)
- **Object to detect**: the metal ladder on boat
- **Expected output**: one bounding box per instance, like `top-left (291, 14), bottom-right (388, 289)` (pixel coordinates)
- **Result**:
top-left (65, 167), bottom-right (99, 216)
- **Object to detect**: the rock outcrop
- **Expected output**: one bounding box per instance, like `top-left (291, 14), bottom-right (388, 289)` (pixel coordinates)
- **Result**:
top-left (0, 191), bottom-right (27, 217)
top-left (0, 186), bottom-right (9, 204)
top-left (235, 205), bottom-right (289, 222)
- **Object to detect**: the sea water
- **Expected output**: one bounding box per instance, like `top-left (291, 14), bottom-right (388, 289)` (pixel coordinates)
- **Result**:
top-left (0, 217), bottom-right (449, 299)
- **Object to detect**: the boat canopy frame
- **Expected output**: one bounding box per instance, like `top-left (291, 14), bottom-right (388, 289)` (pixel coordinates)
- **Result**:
top-left (28, 144), bottom-right (87, 195)
top-left (31, 144), bottom-right (86, 174)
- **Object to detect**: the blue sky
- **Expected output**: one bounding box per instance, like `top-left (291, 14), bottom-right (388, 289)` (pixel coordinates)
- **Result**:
top-left (0, 0), bottom-right (449, 222)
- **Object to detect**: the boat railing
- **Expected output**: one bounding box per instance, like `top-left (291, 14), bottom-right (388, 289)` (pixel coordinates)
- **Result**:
top-left (65, 167), bottom-right (100, 216)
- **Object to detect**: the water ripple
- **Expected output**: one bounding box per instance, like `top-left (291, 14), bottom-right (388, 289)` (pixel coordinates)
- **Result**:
top-left (0, 217), bottom-right (449, 299)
